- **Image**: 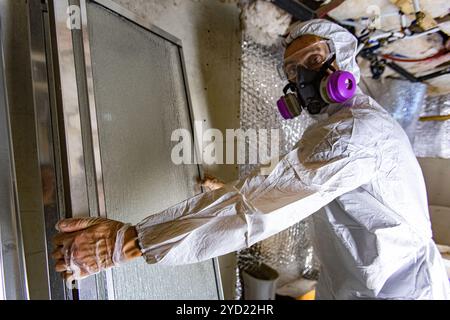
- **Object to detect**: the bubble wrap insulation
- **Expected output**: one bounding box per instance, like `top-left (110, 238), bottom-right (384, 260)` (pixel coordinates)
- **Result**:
top-left (235, 36), bottom-right (319, 299)
top-left (413, 93), bottom-right (450, 158)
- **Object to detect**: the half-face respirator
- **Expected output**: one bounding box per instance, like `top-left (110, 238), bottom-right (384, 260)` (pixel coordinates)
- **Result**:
top-left (276, 40), bottom-right (356, 119)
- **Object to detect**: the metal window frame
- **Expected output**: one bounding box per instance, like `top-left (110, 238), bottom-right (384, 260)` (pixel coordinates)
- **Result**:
top-left (29, 0), bottom-right (223, 300)
top-left (0, 17), bottom-right (29, 300)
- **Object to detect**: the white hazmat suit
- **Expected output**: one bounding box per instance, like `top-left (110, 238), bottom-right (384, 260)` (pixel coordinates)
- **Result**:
top-left (135, 19), bottom-right (450, 299)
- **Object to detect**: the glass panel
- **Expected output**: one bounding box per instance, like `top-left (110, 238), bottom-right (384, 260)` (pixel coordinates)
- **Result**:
top-left (87, 2), bottom-right (219, 299)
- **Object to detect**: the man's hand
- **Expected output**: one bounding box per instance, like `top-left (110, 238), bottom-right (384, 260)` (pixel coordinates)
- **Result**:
top-left (199, 174), bottom-right (225, 191)
top-left (52, 217), bottom-right (142, 283)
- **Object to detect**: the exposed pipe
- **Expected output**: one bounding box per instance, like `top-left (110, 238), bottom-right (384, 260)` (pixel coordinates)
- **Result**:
top-left (412, 0), bottom-right (421, 13)
top-left (419, 115), bottom-right (450, 122)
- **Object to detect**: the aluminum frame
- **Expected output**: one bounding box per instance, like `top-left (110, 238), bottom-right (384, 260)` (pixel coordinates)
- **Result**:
top-left (0, 17), bottom-right (29, 300)
top-left (78, 0), bottom-right (114, 299)
top-left (27, 0), bottom-right (66, 300)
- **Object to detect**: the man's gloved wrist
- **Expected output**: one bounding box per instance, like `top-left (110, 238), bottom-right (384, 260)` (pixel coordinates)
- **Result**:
top-left (122, 226), bottom-right (143, 261)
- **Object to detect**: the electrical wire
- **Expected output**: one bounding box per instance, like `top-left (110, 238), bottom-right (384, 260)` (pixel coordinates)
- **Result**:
top-left (382, 49), bottom-right (449, 63)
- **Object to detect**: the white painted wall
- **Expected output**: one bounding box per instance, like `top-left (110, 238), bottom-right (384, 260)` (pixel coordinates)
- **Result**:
top-left (418, 158), bottom-right (450, 208)
top-left (418, 158), bottom-right (450, 247)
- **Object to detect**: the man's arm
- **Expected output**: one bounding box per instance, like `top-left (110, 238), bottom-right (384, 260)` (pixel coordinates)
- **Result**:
top-left (53, 109), bottom-right (381, 280)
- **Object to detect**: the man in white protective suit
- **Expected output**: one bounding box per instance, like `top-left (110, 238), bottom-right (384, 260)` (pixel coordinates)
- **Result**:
top-left (52, 19), bottom-right (450, 300)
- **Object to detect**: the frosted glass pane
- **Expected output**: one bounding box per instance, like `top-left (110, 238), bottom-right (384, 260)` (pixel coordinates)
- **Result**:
top-left (87, 2), bottom-right (219, 300)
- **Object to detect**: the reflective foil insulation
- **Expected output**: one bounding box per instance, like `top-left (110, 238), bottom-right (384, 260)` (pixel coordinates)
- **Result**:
top-left (361, 78), bottom-right (450, 158)
top-left (236, 35), bottom-right (319, 299)
top-left (413, 93), bottom-right (450, 159)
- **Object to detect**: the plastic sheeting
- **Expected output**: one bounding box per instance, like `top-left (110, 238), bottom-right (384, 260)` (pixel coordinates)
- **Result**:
top-left (360, 77), bottom-right (450, 158)
top-left (236, 35), bottom-right (319, 299)
top-left (413, 93), bottom-right (450, 159)
top-left (360, 77), bottom-right (427, 144)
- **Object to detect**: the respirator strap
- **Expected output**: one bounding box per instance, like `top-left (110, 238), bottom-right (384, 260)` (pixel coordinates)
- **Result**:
top-left (320, 54), bottom-right (337, 73)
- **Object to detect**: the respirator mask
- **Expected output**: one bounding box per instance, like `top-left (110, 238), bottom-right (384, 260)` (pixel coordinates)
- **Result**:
top-left (276, 40), bottom-right (356, 119)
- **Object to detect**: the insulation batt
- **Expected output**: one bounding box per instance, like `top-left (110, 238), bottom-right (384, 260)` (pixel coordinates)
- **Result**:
top-left (239, 0), bottom-right (291, 47)
top-left (135, 20), bottom-right (450, 299)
